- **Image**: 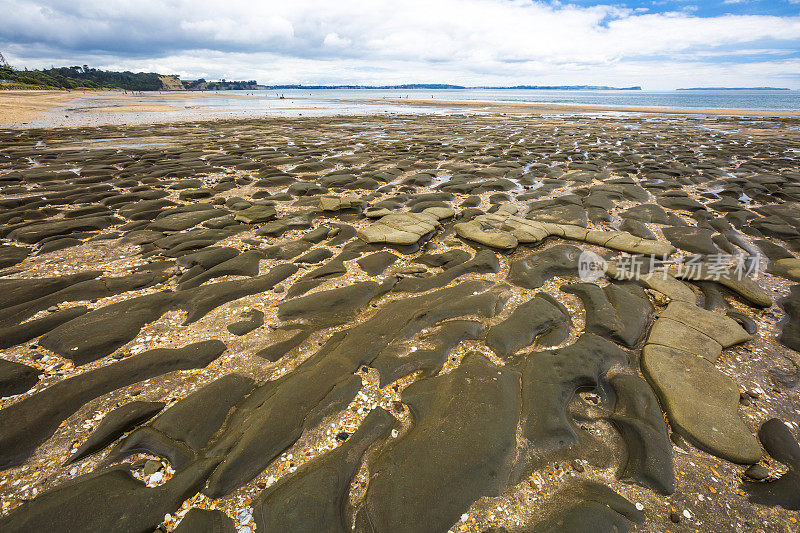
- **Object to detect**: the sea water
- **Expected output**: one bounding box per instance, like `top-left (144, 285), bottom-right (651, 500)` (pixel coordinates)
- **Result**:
top-left (218, 88), bottom-right (800, 112)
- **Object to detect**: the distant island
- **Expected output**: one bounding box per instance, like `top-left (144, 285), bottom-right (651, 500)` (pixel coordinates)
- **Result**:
top-left (677, 87), bottom-right (790, 91)
top-left (496, 85), bottom-right (641, 90)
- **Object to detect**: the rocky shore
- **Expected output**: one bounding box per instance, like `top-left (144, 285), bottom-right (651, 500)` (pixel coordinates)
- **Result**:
top-left (0, 112), bottom-right (798, 532)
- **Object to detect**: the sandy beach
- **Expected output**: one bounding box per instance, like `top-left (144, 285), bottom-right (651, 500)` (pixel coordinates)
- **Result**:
top-left (0, 90), bottom-right (113, 124)
top-left (0, 101), bottom-right (799, 532)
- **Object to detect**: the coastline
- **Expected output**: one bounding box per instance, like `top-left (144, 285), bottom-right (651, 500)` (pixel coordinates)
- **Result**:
top-left (1, 89), bottom-right (799, 128)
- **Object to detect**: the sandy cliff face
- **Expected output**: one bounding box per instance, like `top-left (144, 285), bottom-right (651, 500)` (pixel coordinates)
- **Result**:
top-left (158, 75), bottom-right (185, 91)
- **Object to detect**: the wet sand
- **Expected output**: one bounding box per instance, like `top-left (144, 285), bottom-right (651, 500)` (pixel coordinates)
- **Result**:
top-left (0, 90), bottom-right (274, 127)
top-left (2, 90), bottom-right (799, 129)
top-left (0, 90), bottom-right (113, 124)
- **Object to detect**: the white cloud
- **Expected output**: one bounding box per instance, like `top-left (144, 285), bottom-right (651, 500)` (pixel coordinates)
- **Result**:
top-left (179, 17), bottom-right (294, 44)
top-left (1, 0), bottom-right (799, 88)
top-left (323, 32), bottom-right (350, 48)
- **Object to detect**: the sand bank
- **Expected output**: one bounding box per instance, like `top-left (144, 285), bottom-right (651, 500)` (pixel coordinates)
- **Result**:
top-left (356, 96), bottom-right (800, 117)
top-left (2, 89), bottom-right (799, 129)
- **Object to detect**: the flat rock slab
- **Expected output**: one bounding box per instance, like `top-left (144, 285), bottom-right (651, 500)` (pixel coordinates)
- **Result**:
top-left (0, 359), bottom-right (41, 397)
top-left (254, 408), bottom-right (395, 532)
top-left (526, 481), bottom-right (645, 533)
top-left (647, 316), bottom-right (723, 362)
top-left (357, 251), bottom-right (399, 276)
top-left (355, 353), bottom-right (520, 532)
top-left (668, 265), bottom-right (773, 308)
top-left (608, 268), bottom-right (696, 304)
top-left (293, 247), bottom-right (333, 264)
top-left (233, 205), bottom-right (277, 224)
top-left (779, 285), bottom-right (800, 352)
top-left (148, 209), bottom-right (228, 232)
top-left (660, 301), bottom-right (751, 348)
top-left (254, 325), bottom-right (312, 362)
top-left (0, 271), bottom-right (169, 328)
top-left (744, 418), bottom-right (800, 510)
top-left (174, 509), bottom-right (235, 533)
top-left (256, 215), bottom-right (313, 237)
top-left (104, 374), bottom-right (255, 469)
top-left (561, 282), bottom-right (652, 348)
top-left (485, 294), bottom-right (569, 357)
top-left (7, 216), bottom-right (120, 244)
top-left (0, 458), bottom-right (219, 532)
top-left (527, 201), bottom-right (588, 227)
top-left (641, 344), bottom-right (761, 464)
top-left (66, 400), bottom-right (165, 465)
top-left (357, 211), bottom-right (441, 245)
top-left (513, 333), bottom-right (627, 455)
top-left (178, 249), bottom-right (264, 290)
top-left (610, 374), bottom-right (674, 495)
top-left (319, 195), bottom-right (363, 211)
top-left (226, 309), bottom-right (264, 336)
top-left (621, 203), bottom-right (669, 224)
top-left (0, 245), bottom-right (29, 268)
top-left (0, 271), bottom-right (101, 310)
top-left (507, 245), bottom-right (583, 289)
top-left (0, 340), bottom-right (226, 469)
top-left (453, 219), bottom-right (518, 249)
top-left (278, 280), bottom-right (393, 326)
top-left (373, 319), bottom-right (484, 386)
top-left (770, 258), bottom-right (800, 282)
top-left (39, 291), bottom-right (176, 365)
top-left (465, 212), bottom-right (675, 255)
top-left (393, 249), bottom-right (500, 293)
top-left (662, 226), bottom-right (721, 255)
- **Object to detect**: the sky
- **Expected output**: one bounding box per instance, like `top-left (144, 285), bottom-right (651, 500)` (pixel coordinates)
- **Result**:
top-left (1, 0), bottom-right (799, 89)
